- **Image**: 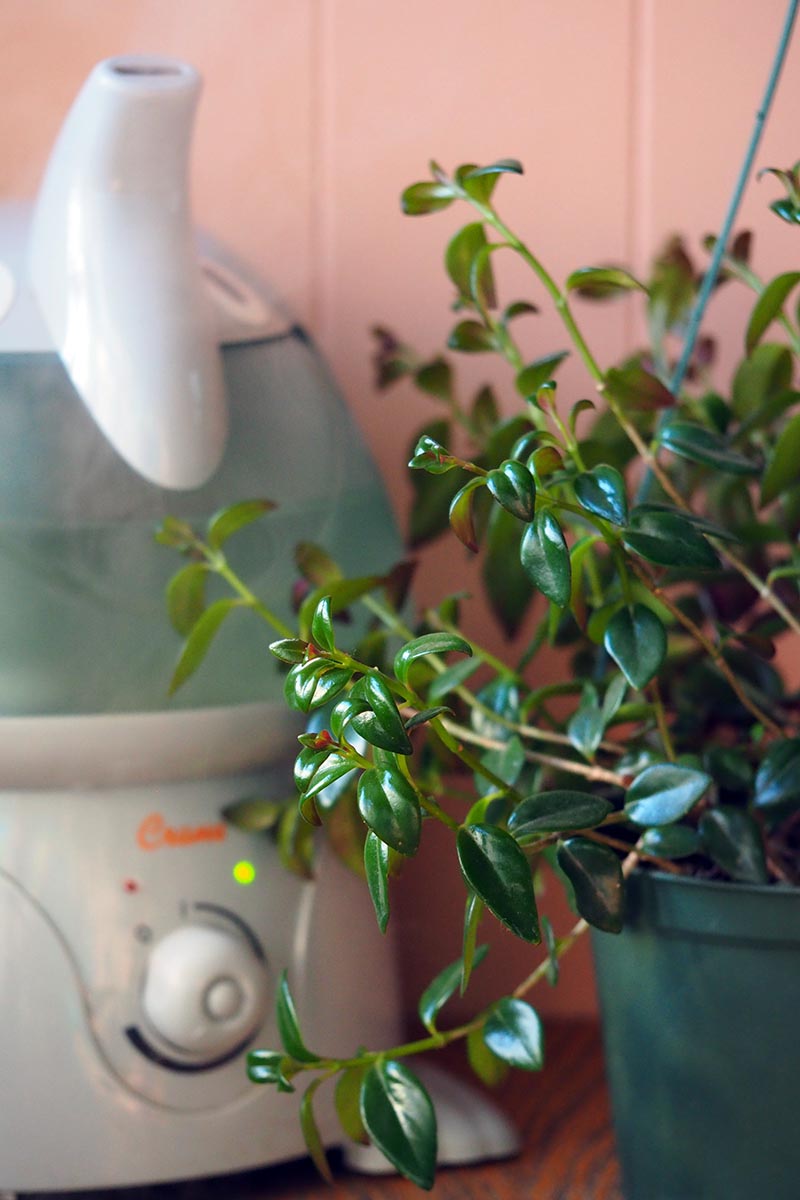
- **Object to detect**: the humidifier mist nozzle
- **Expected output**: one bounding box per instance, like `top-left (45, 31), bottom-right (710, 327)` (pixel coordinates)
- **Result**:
top-left (28, 55), bottom-right (228, 490)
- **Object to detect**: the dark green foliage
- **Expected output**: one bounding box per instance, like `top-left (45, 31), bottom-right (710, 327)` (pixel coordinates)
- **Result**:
top-left (483, 998), bottom-right (544, 1069)
top-left (556, 838), bottom-right (624, 933)
top-left (360, 1061), bottom-right (437, 1190)
top-left (520, 511), bottom-right (571, 607)
top-left (357, 768), bottom-right (421, 855)
top-left (457, 824), bottom-right (540, 942)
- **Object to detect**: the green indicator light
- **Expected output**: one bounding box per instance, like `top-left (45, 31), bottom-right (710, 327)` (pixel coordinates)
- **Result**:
top-left (233, 860), bottom-right (257, 886)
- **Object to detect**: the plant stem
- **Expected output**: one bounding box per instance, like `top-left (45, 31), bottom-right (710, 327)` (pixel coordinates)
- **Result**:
top-left (211, 556), bottom-right (295, 638)
top-left (629, 561), bottom-right (784, 736)
top-left (585, 829), bottom-right (682, 875)
top-left (670, 0), bottom-right (800, 394)
top-left (649, 678), bottom-right (676, 761)
top-left (602, 397), bottom-right (800, 641)
top-left (443, 718), bottom-right (626, 787)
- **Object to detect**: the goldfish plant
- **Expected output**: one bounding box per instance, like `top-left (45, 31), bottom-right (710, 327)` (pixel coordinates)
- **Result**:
top-left (158, 23), bottom-right (800, 1189)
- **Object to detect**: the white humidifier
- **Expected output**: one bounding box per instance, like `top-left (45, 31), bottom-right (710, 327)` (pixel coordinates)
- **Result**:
top-left (0, 56), bottom-right (519, 1195)
top-left (0, 55), bottom-right (407, 1194)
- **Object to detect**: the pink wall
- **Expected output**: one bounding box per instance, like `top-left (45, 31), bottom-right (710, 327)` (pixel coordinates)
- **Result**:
top-left (3, 2), bottom-right (800, 1020)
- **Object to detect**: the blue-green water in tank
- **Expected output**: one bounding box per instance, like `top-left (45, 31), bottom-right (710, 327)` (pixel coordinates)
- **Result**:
top-left (0, 329), bottom-right (403, 715)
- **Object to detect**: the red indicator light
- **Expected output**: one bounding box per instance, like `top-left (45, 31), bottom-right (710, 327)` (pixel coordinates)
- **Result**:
top-left (123, 879), bottom-right (140, 894)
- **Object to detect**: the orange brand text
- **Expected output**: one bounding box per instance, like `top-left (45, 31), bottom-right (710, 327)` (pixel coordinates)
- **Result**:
top-left (136, 812), bottom-right (227, 851)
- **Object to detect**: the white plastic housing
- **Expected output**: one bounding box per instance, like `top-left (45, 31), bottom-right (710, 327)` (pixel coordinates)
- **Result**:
top-left (28, 55), bottom-right (227, 488)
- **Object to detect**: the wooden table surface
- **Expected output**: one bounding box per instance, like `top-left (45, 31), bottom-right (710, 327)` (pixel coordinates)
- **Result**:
top-left (30, 1021), bottom-right (621, 1200)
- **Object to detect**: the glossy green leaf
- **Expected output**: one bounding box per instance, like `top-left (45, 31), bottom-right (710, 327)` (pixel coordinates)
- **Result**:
top-left (448, 475), bottom-right (486, 552)
top-left (166, 563), bottom-right (208, 636)
top-left (573, 465), bottom-right (629, 526)
top-left (298, 576), bottom-right (382, 639)
top-left (566, 265), bottom-right (647, 299)
top-left (269, 638), bottom-right (309, 665)
top-left (300, 1080), bottom-right (333, 1183)
top-left (467, 1026), bottom-right (509, 1087)
top-left (448, 320), bottom-right (496, 353)
top-left (222, 797), bottom-right (284, 832)
top-left (632, 502), bottom-right (740, 543)
top-left (168, 598), bottom-right (237, 695)
top-left (509, 791), bottom-right (612, 838)
top-left (567, 688), bottom-right (605, 761)
top-left (445, 222), bottom-right (495, 306)
top-left (483, 504), bottom-right (533, 637)
top-left (364, 830), bottom-right (391, 934)
top-left (277, 804), bottom-right (315, 880)
top-left (502, 300), bottom-right (539, 326)
top-left (569, 398), bottom-right (597, 436)
top-left (486, 460), bottom-right (537, 521)
top-left (474, 734), bottom-right (525, 799)
top-left (409, 433), bottom-right (456, 473)
top-left (602, 674), bottom-right (628, 723)
top-left (605, 363), bottom-right (674, 411)
top-left (357, 768), bottom-right (421, 855)
top-left (761, 413), bottom-right (800, 506)
top-left (530, 445), bottom-right (564, 478)
top-left (658, 421), bottom-right (760, 476)
top-left (284, 660), bottom-right (351, 713)
top-left (418, 945), bottom-right (489, 1033)
top-left (428, 655), bottom-right (482, 701)
top-left (207, 499), bottom-right (276, 550)
top-left (732, 343), bottom-right (793, 418)
top-left (640, 824), bottom-right (702, 859)
top-left (556, 838), bottom-right (624, 933)
top-left (351, 674), bottom-right (413, 755)
top-left (310, 596), bottom-right (335, 653)
top-left (461, 892), bottom-right (484, 995)
top-left (471, 384), bottom-right (499, 437)
top-left (624, 763), bottom-right (712, 826)
top-left (360, 1060), bottom-right (437, 1190)
top-left (520, 511), bottom-right (571, 607)
top-left (603, 604), bottom-right (666, 690)
top-left (336, 1066), bottom-right (369, 1144)
top-left (624, 509), bottom-right (720, 570)
top-left (294, 744), bottom-right (332, 794)
top-left (295, 541), bottom-right (343, 586)
top-left (700, 806), bottom-right (768, 883)
top-left (410, 467), bottom-right (464, 546)
top-left (455, 161), bottom-right (500, 203)
top-left (247, 1049), bottom-right (294, 1091)
top-left (515, 352), bottom-right (570, 397)
top-left (483, 998), bottom-right (544, 1070)
top-left (394, 632), bottom-right (473, 686)
top-left (154, 516), bottom-right (196, 550)
top-left (304, 754), bottom-right (357, 802)
top-left (464, 158), bottom-right (523, 179)
top-left (401, 180), bottom-right (454, 215)
top-left (753, 737), bottom-right (800, 811)
top-left (415, 358), bottom-right (452, 402)
top-left (405, 705), bottom-right (452, 732)
top-left (745, 271), bottom-right (800, 353)
top-left (457, 824), bottom-right (539, 942)
top-left (276, 970), bottom-right (319, 1063)
top-left (771, 196), bottom-right (800, 223)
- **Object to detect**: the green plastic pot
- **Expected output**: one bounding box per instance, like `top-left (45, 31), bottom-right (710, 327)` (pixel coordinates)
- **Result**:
top-left (591, 870), bottom-right (800, 1200)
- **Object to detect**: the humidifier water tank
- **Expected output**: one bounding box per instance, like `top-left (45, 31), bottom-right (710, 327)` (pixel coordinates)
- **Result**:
top-left (0, 216), bottom-right (402, 723)
top-left (0, 55), bottom-right (403, 725)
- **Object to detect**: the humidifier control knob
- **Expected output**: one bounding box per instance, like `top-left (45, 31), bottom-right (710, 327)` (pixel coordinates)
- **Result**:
top-left (141, 923), bottom-right (268, 1059)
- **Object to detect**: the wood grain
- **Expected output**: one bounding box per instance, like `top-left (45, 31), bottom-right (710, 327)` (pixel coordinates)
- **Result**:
top-left (35, 1021), bottom-right (621, 1200)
